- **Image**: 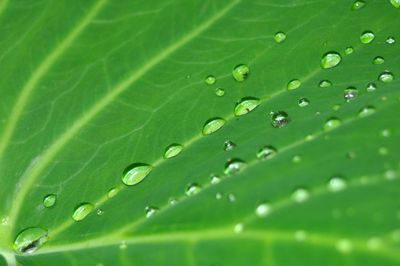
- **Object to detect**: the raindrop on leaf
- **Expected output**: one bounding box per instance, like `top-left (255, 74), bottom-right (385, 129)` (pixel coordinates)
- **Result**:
top-left (14, 227), bottom-right (48, 254)
top-left (232, 64), bottom-right (250, 82)
top-left (360, 31), bottom-right (375, 44)
top-left (121, 163), bottom-right (152, 186)
top-left (164, 144), bottom-right (183, 159)
top-left (43, 194), bottom-right (56, 208)
top-left (321, 52), bottom-right (342, 69)
top-left (72, 203), bottom-right (94, 222)
top-left (202, 117), bottom-right (226, 135)
top-left (234, 97), bottom-right (260, 116)
top-left (274, 32), bottom-right (286, 43)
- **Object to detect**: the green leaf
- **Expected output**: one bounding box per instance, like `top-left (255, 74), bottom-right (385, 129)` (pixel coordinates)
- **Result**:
top-left (0, 0), bottom-right (399, 265)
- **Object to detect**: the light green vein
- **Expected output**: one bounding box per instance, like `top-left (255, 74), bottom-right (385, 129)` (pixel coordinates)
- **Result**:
top-left (7, 0), bottom-right (241, 235)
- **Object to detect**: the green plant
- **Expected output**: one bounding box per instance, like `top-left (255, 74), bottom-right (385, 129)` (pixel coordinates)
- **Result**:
top-left (0, 0), bottom-right (399, 265)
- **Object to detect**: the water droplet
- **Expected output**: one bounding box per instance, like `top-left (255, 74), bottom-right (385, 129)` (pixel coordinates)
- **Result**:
top-left (360, 31), bottom-right (375, 44)
top-left (294, 230), bottom-right (307, 241)
top-left (205, 75), bottom-right (216, 85)
top-left (358, 105), bottom-right (376, 117)
top-left (119, 241), bottom-right (127, 249)
top-left (202, 117), bottom-right (226, 135)
top-left (292, 155), bottom-right (301, 163)
top-left (216, 192), bottom-right (223, 200)
top-left (324, 117), bottom-right (342, 131)
top-left (210, 174), bottom-right (221, 184)
top-left (378, 71), bottom-right (394, 83)
top-left (271, 111), bottom-right (290, 128)
top-left (227, 193), bottom-right (236, 202)
top-left (164, 144), bottom-right (183, 159)
top-left (215, 88), bottom-right (225, 97)
top-left (224, 140), bottom-right (236, 151)
top-left (391, 0), bottom-right (400, 8)
top-left (96, 209), bottom-right (104, 216)
top-left (384, 170), bottom-right (397, 180)
top-left (292, 188), bottom-right (310, 203)
top-left (169, 198), bottom-right (178, 205)
top-left (234, 97), bottom-right (260, 116)
top-left (298, 98), bottom-right (310, 107)
top-left (319, 80), bottom-right (332, 88)
top-left (386, 36), bottom-right (396, 44)
top-left (121, 163), bottom-right (152, 186)
top-left (373, 56), bottom-right (385, 65)
top-left (287, 79), bottom-right (301, 90)
top-left (328, 176), bottom-right (347, 192)
top-left (186, 183), bottom-right (201, 196)
top-left (336, 239), bottom-right (353, 253)
top-left (347, 151), bottom-right (356, 159)
top-left (108, 187), bottom-right (118, 198)
top-left (72, 203), bottom-right (94, 221)
top-left (224, 158), bottom-right (246, 175)
top-left (42, 194), bottom-right (56, 208)
top-left (332, 104), bottom-right (341, 111)
top-left (379, 147), bottom-right (388, 156)
top-left (321, 52), bottom-right (342, 69)
top-left (381, 129), bottom-right (391, 137)
top-left (274, 32), bottom-right (286, 43)
top-left (232, 64), bottom-right (250, 82)
top-left (344, 47), bottom-right (354, 55)
top-left (344, 87), bottom-right (358, 102)
top-left (366, 82), bottom-right (377, 92)
top-left (256, 145), bottom-right (277, 160)
top-left (352, 0), bottom-right (366, 10)
top-left (234, 223), bottom-right (244, 233)
top-left (255, 203), bottom-right (271, 217)
top-left (145, 206), bottom-right (158, 218)
top-left (13, 227), bottom-right (48, 254)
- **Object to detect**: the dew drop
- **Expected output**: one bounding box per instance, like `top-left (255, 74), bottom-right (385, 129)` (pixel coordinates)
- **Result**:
top-left (373, 56), bottom-right (385, 65)
top-left (391, 0), bottom-right (400, 8)
top-left (224, 158), bottom-right (246, 175)
top-left (336, 239), bottom-right (353, 253)
top-left (210, 174), bottom-right (221, 184)
top-left (216, 192), bottom-right (223, 200)
top-left (227, 193), bottom-right (236, 202)
top-left (256, 145), bottom-right (277, 160)
top-left (256, 203), bottom-right (271, 217)
top-left (378, 71), bottom-right (394, 83)
top-left (274, 32), bottom-right (286, 43)
top-left (42, 194), bottom-right (56, 208)
top-left (215, 88), bottom-right (225, 97)
top-left (386, 36), bottom-right (396, 44)
top-left (13, 227), bottom-right (48, 254)
top-left (202, 117), bottom-right (226, 135)
top-left (145, 206), bottom-right (158, 218)
top-left (324, 117), bottom-right (342, 131)
top-left (186, 183), bottom-right (201, 196)
top-left (321, 52), bottom-right (342, 69)
top-left (332, 104), bottom-right (341, 111)
top-left (292, 155), bottom-right (302, 163)
top-left (298, 98), bottom-right (310, 107)
top-left (292, 188), bottom-right (310, 203)
top-left (121, 163), bottom-right (152, 186)
top-left (360, 31), bottom-right (375, 44)
top-left (287, 79), bottom-right (301, 90)
top-left (234, 97), bottom-right (260, 116)
top-left (294, 230), bottom-right (307, 242)
top-left (271, 111), bottom-right (290, 128)
top-left (328, 176), bottom-right (347, 192)
top-left (344, 87), bottom-right (358, 102)
top-left (72, 203), bottom-right (94, 221)
top-left (169, 198), bottom-right (178, 205)
top-left (352, 0), bottom-right (366, 10)
top-left (234, 223), bottom-right (244, 233)
top-left (344, 47), bottom-right (354, 55)
top-left (366, 82), bottom-right (377, 92)
top-left (232, 64), bottom-right (250, 82)
top-left (108, 187), bottom-right (118, 198)
top-left (205, 75), bottom-right (216, 85)
top-left (164, 144), bottom-right (183, 159)
top-left (358, 105), bottom-right (376, 117)
top-left (319, 80), bottom-right (332, 88)
top-left (381, 129), bottom-right (391, 137)
top-left (224, 140), bottom-right (236, 151)
top-left (379, 147), bottom-right (388, 156)
top-left (96, 209), bottom-right (104, 216)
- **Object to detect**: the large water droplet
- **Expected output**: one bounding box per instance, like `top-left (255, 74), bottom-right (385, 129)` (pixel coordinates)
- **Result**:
top-left (298, 98), bottom-right (310, 107)
top-left (324, 117), bottom-right (342, 131)
top-left (274, 32), bottom-right (286, 43)
top-left (186, 183), bottom-right (202, 196)
top-left (358, 106), bottom-right (376, 117)
top-left (13, 227), bottom-right (48, 254)
top-left (352, 0), bottom-right (366, 10)
top-left (271, 111), bottom-right (290, 128)
top-left (234, 97), bottom-right (260, 116)
top-left (224, 158), bottom-right (246, 175)
top-left (321, 52), bottom-right (342, 69)
top-left (360, 31), bottom-right (375, 44)
top-left (232, 64), bottom-right (250, 82)
top-left (205, 75), bottom-right (216, 85)
top-left (72, 203), bottom-right (94, 221)
top-left (292, 188), bottom-right (310, 203)
top-left (378, 71), bottom-right (394, 83)
top-left (202, 117), bottom-right (226, 135)
top-left (43, 194), bottom-right (56, 208)
top-left (122, 163), bottom-right (152, 186)
top-left (287, 79), bottom-right (301, 90)
top-left (328, 176), bottom-right (347, 192)
top-left (390, 0), bottom-right (400, 8)
top-left (319, 80), bottom-right (332, 88)
top-left (145, 206), bottom-right (158, 218)
top-left (164, 144), bottom-right (183, 159)
top-left (224, 140), bottom-right (236, 151)
top-left (344, 87), bottom-right (358, 102)
top-left (256, 145), bottom-right (277, 160)
top-left (373, 56), bottom-right (385, 65)
top-left (255, 203), bottom-right (271, 217)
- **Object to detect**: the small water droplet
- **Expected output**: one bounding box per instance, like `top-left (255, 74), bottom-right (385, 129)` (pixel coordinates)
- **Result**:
top-left (344, 47), bottom-right (354, 55)
top-left (292, 188), bottom-right (310, 203)
top-left (366, 82), bottom-right (377, 92)
top-left (255, 203), bottom-right (271, 217)
top-left (385, 170), bottom-right (397, 180)
top-left (1, 217), bottom-right (9, 226)
top-left (378, 71), bottom-right (394, 83)
top-left (274, 32), bottom-right (286, 43)
top-left (216, 192), bottom-right (223, 200)
top-left (386, 36), bottom-right (396, 44)
top-left (215, 88), bottom-right (225, 97)
top-left (319, 80), bottom-right (332, 88)
top-left (205, 75), bottom-right (216, 85)
top-left (72, 203), bottom-right (94, 221)
top-left (292, 155), bottom-right (301, 163)
top-left (202, 117), bottom-right (226, 135)
top-left (347, 151), bottom-right (356, 159)
top-left (294, 230), bottom-right (307, 241)
top-left (344, 87), bottom-right (358, 102)
top-left (328, 176), bottom-right (347, 192)
top-left (381, 129), bottom-right (391, 137)
top-left (121, 163), bottom-right (152, 186)
top-left (373, 56), bottom-right (385, 65)
top-left (186, 183), bottom-right (201, 196)
top-left (227, 193), bottom-right (236, 202)
top-left (298, 98), bottom-right (310, 107)
top-left (391, 0), bottom-right (400, 8)
top-left (332, 104), bottom-right (341, 111)
top-left (256, 145), bottom-right (277, 160)
top-left (223, 140), bottom-right (236, 151)
top-left (358, 105), bottom-right (376, 117)
top-left (145, 206), bottom-right (158, 218)
top-left (13, 227), bottom-right (48, 254)
top-left (164, 144), bottom-right (183, 159)
top-left (210, 174), bottom-right (221, 184)
top-left (360, 31), bottom-right (375, 44)
top-left (42, 194), bottom-right (56, 208)
top-left (224, 158), bottom-right (246, 175)
top-left (324, 117), bottom-right (342, 131)
top-left (96, 209), bottom-right (104, 216)
top-left (108, 187), bottom-right (118, 198)
top-left (232, 64), bottom-right (250, 82)
top-left (119, 241), bottom-right (127, 249)
top-left (336, 239), bottom-right (353, 253)
top-left (321, 52), bottom-right (342, 69)
top-left (234, 97), bottom-right (260, 116)
top-left (169, 198), bottom-right (178, 205)
top-left (234, 223), bottom-right (244, 233)
top-left (352, 0), bottom-right (366, 10)
top-left (378, 147), bottom-right (388, 156)
top-left (287, 79), bottom-right (301, 90)
top-left (271, 111), bottom-right (290, 128)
